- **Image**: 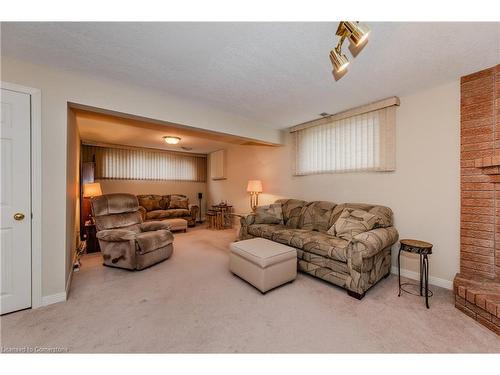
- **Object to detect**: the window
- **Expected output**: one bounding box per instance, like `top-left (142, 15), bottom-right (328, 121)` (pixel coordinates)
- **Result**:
top-left (82, 144), bottom-right (207, 182)
top-left (291, 98), bottom-right (398, 175)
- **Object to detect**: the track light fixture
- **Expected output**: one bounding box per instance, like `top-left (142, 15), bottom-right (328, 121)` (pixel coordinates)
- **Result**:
top-left (330, 21), bottom-right (370, 80)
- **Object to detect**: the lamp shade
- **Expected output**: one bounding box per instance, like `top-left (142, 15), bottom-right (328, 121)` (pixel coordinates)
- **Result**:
top-left (83, 182), bottom-right (103, 198)
top-left (247, 180), bottom-right (262, 193)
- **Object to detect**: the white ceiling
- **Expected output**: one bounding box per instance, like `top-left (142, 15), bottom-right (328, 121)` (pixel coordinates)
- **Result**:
top-left (2, 22), bottom-right (499, 128)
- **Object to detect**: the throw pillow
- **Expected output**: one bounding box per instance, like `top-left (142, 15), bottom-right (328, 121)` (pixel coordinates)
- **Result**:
top-left (254, 203), bottom-right (284, 225)
top-left (159, 196), bottom-right (170, 210)
top-left (169, 195), bottom-right (189, 209)
top-left (328, 208), bottom-right (378, 240)
top-left (138, 197), bottom-right (161, 212)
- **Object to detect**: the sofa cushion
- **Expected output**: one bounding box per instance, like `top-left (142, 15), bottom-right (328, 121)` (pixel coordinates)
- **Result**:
top-left (138, 195), bottom-right (162, 212)
top-left (169, 195), bottom-right (189, 209)
top-left (254, 203), bottom-right (284, 224)
top-left (145, 209), bottom-right (190, 220)
top-left (159, 196), bottom-right (170, 210)
top-left (247, 224), bottom-right (286, 240)
top-left (135, 230), bottom-right (174, 254)
top-left (369, 206), bottom-right (394, 228)
top-left (329, 208), bottom-right (378, 240)
top-left (274, 199), bottom-right (308, 228)
top-left (329, 203), bottom-right (393, 228)
top-left (272, 229), bottom-right (349, 262)
top-left (298, 201), bottom-right (337, 232)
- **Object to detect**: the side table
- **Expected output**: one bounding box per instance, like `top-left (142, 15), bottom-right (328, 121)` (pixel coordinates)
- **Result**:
top-left (84, 222), bottom-right (101, 253)
top-left (398, 239), bottom-right (433, 308)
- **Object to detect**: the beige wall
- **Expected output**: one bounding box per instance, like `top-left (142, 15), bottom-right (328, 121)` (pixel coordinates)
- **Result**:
top-left (1, 57), bottom-right (281, 299)
top-left (66, 109), bottom-right (80, 288)
top-left (97, 180), bottom-right (207, 217)
top-left (208, 80), bottom-right (460, 287)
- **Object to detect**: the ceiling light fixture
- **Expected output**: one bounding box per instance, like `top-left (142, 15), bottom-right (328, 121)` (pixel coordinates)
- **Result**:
top-left (341, 21), bottom-right (371, 46)
top-left (163, 136), bottom-right (181, 145)
top-left (330, 48), bottom-right (349, 73)
top-left (330, 21), bottom-right (370, 80)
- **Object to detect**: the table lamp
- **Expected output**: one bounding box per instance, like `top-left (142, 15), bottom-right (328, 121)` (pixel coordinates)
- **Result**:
top-left (83, 182), bottom-right (103, 223)
top-left (83, 182), bottom-right (102, 198)
top-left (247, 180), bottom-right (262, 212)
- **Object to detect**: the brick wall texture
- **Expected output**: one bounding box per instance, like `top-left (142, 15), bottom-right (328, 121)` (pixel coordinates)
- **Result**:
top-left (456, 64), bottom-right (500, 335)
top-left (460, 65), bottom-right (500, 278)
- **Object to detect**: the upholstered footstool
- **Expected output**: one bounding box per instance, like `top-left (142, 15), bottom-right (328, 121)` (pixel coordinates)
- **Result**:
top-left (229, 238), bottom-right (297, 293)
top-left (163, 218), bottom-right (188, 232)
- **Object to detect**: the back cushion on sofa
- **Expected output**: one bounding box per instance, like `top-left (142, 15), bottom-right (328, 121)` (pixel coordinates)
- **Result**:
top-left (159, 196), bottom-right (170, 210)
top-left (328, 208), bottom-right (378, 240)
top-left (254, 203), bottom-right (284, 224)
top-left (329, 203), bottom-right (394, 229)
top-left (169, 195), bottom-right (189, 209)
top-left (274, 199), bottom-right (308, 228)
top-left (137, 195), bottom-right (162, 212)
top-left (298, 201), bottom-right (337, 232)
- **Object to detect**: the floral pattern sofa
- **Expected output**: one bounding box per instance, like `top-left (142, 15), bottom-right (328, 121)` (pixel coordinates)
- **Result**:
top-left (136, 194), bottom-right (199, 227)
top-left (239, 199), bottom-right (399, 299)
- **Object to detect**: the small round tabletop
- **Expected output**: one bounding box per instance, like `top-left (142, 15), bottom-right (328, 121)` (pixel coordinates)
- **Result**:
top-left (399, 239), bottom-right (433, 255)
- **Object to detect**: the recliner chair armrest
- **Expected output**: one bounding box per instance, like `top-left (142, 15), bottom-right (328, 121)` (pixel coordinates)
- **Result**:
top-left (350, 227), bottom-right (399, 259)
top-left (96, 229), bottom-right (137, 242)
top-left (140, 221), bottom-right (172, 232)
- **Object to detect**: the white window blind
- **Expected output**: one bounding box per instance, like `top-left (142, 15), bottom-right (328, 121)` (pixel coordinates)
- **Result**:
top-left (292, 103), bottom-right (396, 175)
top-left (82, 144), bottom-right (207, 182)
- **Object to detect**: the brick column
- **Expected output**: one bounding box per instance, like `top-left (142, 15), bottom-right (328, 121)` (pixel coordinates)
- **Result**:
top-left (460, 66), bottom-right (498, 277)
top-left (455, 64), bottom-right (500, 335)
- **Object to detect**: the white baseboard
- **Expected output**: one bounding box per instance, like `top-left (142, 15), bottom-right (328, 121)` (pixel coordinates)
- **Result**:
top-left (391, 266), bottom-right (453, 290)
top-left (40, 271), bottom-right (72, 307)
top-left (41, 292), bottom-right (67, 306)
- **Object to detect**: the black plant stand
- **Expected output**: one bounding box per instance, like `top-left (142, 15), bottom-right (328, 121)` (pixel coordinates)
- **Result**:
top-left (398, 239), bottom-right (433, 309)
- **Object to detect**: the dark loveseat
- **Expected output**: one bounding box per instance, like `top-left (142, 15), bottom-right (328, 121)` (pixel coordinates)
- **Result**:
top-left (137, 194), bottom-right (199, 227)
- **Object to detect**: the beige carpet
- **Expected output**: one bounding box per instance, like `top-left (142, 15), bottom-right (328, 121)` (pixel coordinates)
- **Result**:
top-left (1, 226), bottom-right (499, 353)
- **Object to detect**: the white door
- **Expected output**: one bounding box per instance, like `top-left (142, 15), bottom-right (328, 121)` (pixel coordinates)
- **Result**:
top-left (0, 88), bottom-right (32, 314)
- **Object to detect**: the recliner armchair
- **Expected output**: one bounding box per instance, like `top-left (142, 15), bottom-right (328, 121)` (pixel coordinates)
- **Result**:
top-left (91, 193), bottom-right (174, 270)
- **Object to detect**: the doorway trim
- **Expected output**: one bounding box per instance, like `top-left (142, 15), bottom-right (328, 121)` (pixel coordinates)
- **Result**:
top-left (1, 81), bottom-right (42, 309)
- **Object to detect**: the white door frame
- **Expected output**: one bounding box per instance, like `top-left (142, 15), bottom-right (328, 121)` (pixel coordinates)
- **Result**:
top-left (1, 81), bottom-right (42, 309)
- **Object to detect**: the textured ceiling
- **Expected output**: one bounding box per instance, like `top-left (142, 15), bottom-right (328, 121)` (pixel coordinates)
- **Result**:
top-left (2, 22), bottom-right (499, 128)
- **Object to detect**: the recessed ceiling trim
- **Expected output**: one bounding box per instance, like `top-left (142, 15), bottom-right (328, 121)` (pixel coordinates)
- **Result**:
top-left (69, 102), bottom-right (281, 146)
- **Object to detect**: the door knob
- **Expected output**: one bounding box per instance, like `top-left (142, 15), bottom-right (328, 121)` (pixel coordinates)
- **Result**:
top-left (13, 213), bottom-right (25, 221)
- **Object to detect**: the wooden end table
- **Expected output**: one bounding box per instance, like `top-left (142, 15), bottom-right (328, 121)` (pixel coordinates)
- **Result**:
top-left (84, 221), bottom-right (101, 253)
top-left (398, 239), bottom-right (433, 308)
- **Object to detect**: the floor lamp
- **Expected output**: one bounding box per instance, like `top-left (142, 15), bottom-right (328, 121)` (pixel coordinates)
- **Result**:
top-left (197, 192), bottom-right (203, 223)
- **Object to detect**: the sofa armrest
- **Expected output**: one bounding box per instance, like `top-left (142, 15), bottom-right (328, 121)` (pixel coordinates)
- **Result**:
top-left (96, 229), bottom-right (137, 242)
top-left (140, 221), bottom-right (172, 232)
top-left (137, 206), bottom-right (147, 221)
top-left (188, 204), bottom-right (199, 221)
top-left (350, 227), bottom-right (399, 259)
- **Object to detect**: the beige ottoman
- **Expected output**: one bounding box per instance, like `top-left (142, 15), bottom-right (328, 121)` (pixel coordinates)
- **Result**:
top-left (163, 218), bottom-right (188, 232)
top-left (229, 238), bottom-right (297, 293)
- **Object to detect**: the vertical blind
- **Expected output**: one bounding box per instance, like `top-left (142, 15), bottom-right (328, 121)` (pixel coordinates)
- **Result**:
top-left (82, 144), bottom-right (207, 182)
top-left (292, 105), bottom-right (396, 175)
